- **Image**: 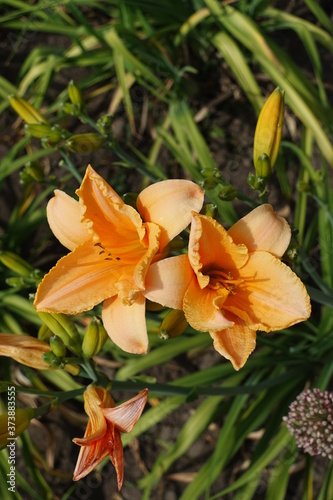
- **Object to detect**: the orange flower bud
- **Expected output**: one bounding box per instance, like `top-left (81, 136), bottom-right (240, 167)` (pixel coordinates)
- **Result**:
top-left (253, 87), bottom-right (284, 176)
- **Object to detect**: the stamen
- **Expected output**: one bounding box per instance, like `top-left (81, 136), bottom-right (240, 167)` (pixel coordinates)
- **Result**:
top-left (94, 242), bottom-right (105, 249)
top-left (208, 269), bottom-right (244, 293)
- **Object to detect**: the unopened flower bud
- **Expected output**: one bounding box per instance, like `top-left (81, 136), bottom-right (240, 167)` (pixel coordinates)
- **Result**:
top-left (62, 102), bottom-right (76, 115)
top-left (82, 317), bottom-right (108, 358)
top-left (67, 133), bottom-right (104, 154)
top-left (254, 154), bottom-right (272, 180)
top-left (68, 80), bottom-right (84, 108)
top-left (36, 311), bottom-right (81, 354)
top-left (64, 363), bottom-right (80, 376)
top-left (200, 177), bottom-right (218, 191)
top-left (9, 96), bottom-right (48, 124)
top-left (97, 114), bottom-right (113, 134)
top-left (123, 193), bottom-right (138, 209)
top-left (0, 408), bottom-right (34, 449)
top-left (253, 87), bottom-right (284, 174)
top-left (38, 323), bottom-right (53, 342)
top-left (159, 309), bottom-right (188, 339)
top-left (50, 335), bottom-right (66, 358)
top-left (0, 251), bottom-right (33, 277)
top-left (24, 123), bottom-right (52, 138)
top-left (42, 351), bottom-right (62, 367)
top-left (218, 185), bottom-right (237, 201)
top-left (46, 125), bottom-right (63, 143)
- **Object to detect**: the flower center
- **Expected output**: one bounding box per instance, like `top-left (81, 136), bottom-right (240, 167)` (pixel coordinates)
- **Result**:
top-left (207, 269), bottom-right (243, 295)
top-left (94, 242), bottom-right (122, 262)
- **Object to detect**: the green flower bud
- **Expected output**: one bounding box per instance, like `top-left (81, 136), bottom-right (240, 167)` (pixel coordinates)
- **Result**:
top-left (64, 363), bottom-right (80, 376)
top-left (218, 185), bottom-right (237, 201)
top-left (24, 123), bottom-right (52, 138)
top-left (82, 317), bottom-right (108, 358)
top-left (159, 310), bottom-right (188, 340)
top-left (36, 312), bottom-right (81, 354)
top-left (38, 323), bottom-right (53, 343)
top-left (42, 351), bottom-right (62, 367)
top-left (200, 177), bottom-right (218, 191)
top-left (67, 133), bottom-right (104, 154)
top-left (123, 192), bottom-right (138, 209)
top-left (46, 125), bottom-right (63, 143)
top-left (68, 80), bottom-right (84, 107)
top-left (254, 154), bottom-right (271, 180)
top-left (9, 96), bottom-right (48, 124)
top-left (62, 102), bottom-right (76, 115)
top-left (97, 114), bottom-right (113, 134)
top-left (50, 335), bottom-right (66, 358)
top-left (248, 172), bottom-right (267, 193)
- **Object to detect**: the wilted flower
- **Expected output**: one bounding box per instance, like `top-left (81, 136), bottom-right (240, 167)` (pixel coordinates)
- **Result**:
top-left (0, 333), bottom-right (53, 370)
top-left (34, 165), bottom-right (203, 354)
top-left (73, 385), bottom-right (148, 489)
top-left (144, 204), bottom-right (311, 369)
top-left (283, 388), bottom-right (333, 459)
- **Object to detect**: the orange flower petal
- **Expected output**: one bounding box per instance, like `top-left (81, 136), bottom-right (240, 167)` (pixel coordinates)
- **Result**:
top-left (80, 386), bottom-right (114, 441)
top-left (133, 222), bottom-right (161, 290)
top-left (210, 322), bottom-right (257, 370)
top-left (34, 242), bottom-right (131, 314)
top-left (109, 427), bottom-right (124, 490)
top-left (223, 251), bottom-right (311, 331)
top-left (137, 179), bottom-right (204, 251)
top-left (183, 276), bottom-right (233, 332)
top-left (144, 255), bottom-right (193, 309)
top-left (77, 165), bottom-right (146, 247)
top-left (73, 432), bottom-right (110, 481)
top-left (47, 190), bottom-right (90, 251)
top-left (103, 389), bottom-right (148, 433)
top-left (189, 213), bottom-right (248, 288)
top-left (102, 294), bottom-right (148, 354)
top-left (228, 204), bottom-right (291, 257)
top-left (73, 385), bottom-right (115, 481)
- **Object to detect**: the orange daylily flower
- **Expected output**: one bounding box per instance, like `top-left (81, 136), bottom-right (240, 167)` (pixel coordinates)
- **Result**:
top-left (34, 165), bottom-right (204, 354)
top-left (144, 204), bottom-right (311, 370)
top-left (73, 385), bottom-right (148, 489)
top-left (0, 333), bottom-right (53, 370)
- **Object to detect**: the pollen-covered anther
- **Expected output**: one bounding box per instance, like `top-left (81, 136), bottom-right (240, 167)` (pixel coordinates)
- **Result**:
top-left (208, 270), bottom-right (243, 293)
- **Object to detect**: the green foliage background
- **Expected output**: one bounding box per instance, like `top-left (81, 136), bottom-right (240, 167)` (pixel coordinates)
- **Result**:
top-left (0, 1), bottom-right (333, 498)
